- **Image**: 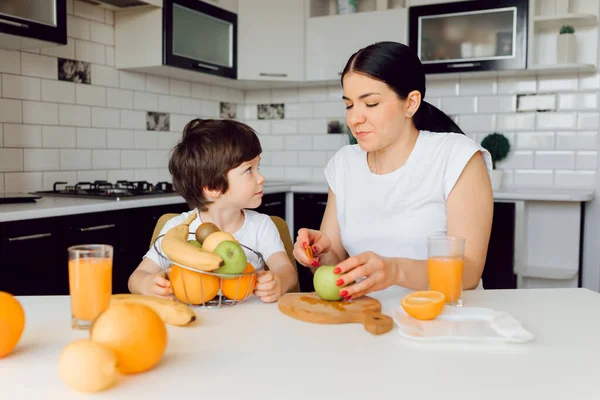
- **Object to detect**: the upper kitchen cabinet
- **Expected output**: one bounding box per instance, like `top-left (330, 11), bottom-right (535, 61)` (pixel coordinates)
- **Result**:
top-left (0, 0), bottom-right (67, 50)
top-left (115, 0), bottom-right (238, 85)
top-left (237, 0), bottom-right (305, 82)
top-left (306, 7), bottom-right (408, 81)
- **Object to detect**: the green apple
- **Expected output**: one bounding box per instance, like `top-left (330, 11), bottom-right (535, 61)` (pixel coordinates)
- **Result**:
top-left (213, 240), bottom-right (247, 274)
top-left (188, 239), bottom-right (202, 248)
top-left (313, 265), bottom-right (345, 301)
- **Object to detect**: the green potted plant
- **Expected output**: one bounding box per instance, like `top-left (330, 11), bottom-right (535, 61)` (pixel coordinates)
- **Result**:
top-left (557, 25), bottom-right (576, 64)
top-left (481, 133), bottom-right (510, 191)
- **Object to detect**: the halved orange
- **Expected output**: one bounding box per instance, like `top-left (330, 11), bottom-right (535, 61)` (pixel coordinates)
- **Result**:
top-left (401, 291), bottom-right (445, 321)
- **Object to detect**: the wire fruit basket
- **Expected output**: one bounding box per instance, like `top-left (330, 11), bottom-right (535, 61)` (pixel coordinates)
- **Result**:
top-left (153, 232), bottom-right (267, 308)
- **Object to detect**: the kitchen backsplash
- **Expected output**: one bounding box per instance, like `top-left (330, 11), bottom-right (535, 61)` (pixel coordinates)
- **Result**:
top-left (0, 0), bottom-right (598, 191)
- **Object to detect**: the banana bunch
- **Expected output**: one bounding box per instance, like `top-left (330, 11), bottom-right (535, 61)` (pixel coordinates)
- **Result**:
top-left (161, 210), bottom-right (224, 272)
top-left (111, 294), bottom-right (196, 326)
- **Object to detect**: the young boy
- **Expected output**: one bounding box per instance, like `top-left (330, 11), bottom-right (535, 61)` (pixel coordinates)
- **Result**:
top-left (128, 118), bottom-right (298, 303)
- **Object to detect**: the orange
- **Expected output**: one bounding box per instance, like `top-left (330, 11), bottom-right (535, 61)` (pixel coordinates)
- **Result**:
top-left (0, 291), bottom-right (25, 358)
top-left (91, 303), bottom-right (167, 374)
top-left (170, 264), bottom-right (220, 305)
top-left (401, 291), bottom-right (445, 321)
top-left (222, 263), bottom-right (256, 301)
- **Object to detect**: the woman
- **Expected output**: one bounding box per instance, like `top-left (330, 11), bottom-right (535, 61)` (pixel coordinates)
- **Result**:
top-left (293, 42), bottom-right (494, 300)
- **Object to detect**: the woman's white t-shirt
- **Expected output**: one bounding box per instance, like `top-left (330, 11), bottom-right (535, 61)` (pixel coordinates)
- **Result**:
top-left (324, 130), bottom-right (492, 290)
top-left (144, 209), bottom-right (285, 270)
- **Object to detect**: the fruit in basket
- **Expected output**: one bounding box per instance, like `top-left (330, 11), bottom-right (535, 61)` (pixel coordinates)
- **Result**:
top-left (213, 240), bottom-right (248, 275)
top-left (111, 294), bottom-right (196, 326)
top-left (170, 265), bottom-right (221, 305)
top-left (0, 291), bottom-right (25, 358)
top-left (202, 231), bottom-right (238, 252)
top-left (195, 222), bottom-right (220, 245)
top-left (57, 339), bottom-right (118, 393)
top-left (222, 263), bottom-right (256, 300)
top-left (313, 265), bottom-right (346, 301)
top-left (161, 210), bottom-right (224, 272)
top-left (188, 239), bottom-right (202, 248)
top-left (401, 291), bottom-right (445, 321)
top-left (91, 303), bottom-right (167, 374)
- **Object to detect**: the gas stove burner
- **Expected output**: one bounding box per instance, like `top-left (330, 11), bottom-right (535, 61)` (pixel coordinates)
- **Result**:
top-left (34, 180), bottom-right (177, 201)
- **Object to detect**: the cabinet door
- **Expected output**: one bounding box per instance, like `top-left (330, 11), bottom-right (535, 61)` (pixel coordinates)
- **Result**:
top-left (253, 192), bottom-right (286, 221)
top-left (237, 0), bottom-right (305, 81)
top-left (0, 218), bottom-right (63, 296)
top-left (306, 8), bottom-right (408, 81)
top-left (482, 202), bottom-right (517, 289)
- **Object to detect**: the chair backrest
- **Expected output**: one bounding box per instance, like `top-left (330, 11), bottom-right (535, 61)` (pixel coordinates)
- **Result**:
top-left (150, 213), bottom-right (300, 293)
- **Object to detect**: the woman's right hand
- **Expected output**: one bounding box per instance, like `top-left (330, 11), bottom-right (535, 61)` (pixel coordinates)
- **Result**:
top-left (293, 228), bottom-right (332, 267)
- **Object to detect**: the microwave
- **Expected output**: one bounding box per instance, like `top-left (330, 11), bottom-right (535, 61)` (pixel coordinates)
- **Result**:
top-left (409, 0), bottom-right (528, 74)
top-left (163, 0), bottom-right (237, 79)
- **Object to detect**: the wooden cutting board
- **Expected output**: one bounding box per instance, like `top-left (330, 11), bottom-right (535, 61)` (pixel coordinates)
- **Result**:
top-left (278, 292), bottom-right (394, 335)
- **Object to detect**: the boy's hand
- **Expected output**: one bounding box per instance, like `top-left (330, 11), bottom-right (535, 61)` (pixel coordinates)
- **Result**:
top-left (254, 271), bottom-right (282, 303)
top-left (142, 270), bottom-right (174, 299)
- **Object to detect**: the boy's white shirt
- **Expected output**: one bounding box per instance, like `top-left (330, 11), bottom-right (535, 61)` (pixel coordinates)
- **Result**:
top-left (145, 208), bottom-right (286, 271)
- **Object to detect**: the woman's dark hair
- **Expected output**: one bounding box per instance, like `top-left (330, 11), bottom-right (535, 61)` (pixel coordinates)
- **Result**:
top-left (168, 118), bottom-right (262, 211)
top-left (341, 41), bottom-right (464, 134)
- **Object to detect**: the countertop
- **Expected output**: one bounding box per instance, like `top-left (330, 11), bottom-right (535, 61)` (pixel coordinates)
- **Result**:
top-left (4, 287), bottom-right (600, 399)
top-left (0, 181), bottom-right (594, 222)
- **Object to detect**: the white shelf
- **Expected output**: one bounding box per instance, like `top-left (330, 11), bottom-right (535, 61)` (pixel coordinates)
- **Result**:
top-left (534, 13), bottom-right (598, 29)
top-left (528, 63), bottom-right (596, 72)
top-left (425, 64), bottom-right (596, 81)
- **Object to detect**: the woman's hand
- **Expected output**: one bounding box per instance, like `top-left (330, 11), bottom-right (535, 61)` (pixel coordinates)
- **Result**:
top-left (292, 228), bottom-right (332, 267)
top-left (334, 252), bottom-right (399, 300)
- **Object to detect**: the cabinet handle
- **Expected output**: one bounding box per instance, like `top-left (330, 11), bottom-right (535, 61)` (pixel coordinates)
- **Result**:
top-left (0, 17), bottom-right (28, 28)
top-left (259, 73), bottom-right (288, 78)
top-left (79, 224), bottom-right (116, 232)
top-left (448, 62), bottom-right (481, 69)
top-left (262, 201), bottom-right (283, 207)
top-left (317, 201), bottom-right (328, 206)
top-left (8, 233), bottom-right (52, 242)
top-left (193, 62), bottom-right (219, 71)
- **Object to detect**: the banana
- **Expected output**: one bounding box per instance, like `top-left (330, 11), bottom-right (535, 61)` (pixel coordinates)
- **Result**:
top-left (111, 294), bottom-right (196, 326)
top-left (161, 210), bottom-right (224, 272)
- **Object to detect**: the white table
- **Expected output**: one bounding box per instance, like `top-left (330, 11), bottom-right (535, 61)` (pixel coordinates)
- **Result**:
top-left (2, 287), bottom-right (599, 399)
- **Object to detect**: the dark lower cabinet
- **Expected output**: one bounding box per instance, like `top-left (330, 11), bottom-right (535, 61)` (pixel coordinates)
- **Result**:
top-left (252, 192), bottom-right (286, 221)
top-left (0, 201), bottom-right (191, 296)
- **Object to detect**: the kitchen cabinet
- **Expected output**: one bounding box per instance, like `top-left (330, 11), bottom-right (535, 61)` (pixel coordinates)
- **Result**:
top-left (253, 192), bottom-right (287, 221)
top-left (0, 202), bottom-right (190, 297)
top-left (0, 0), bottom-right (67, 50)
top-left (237, 0), bottom-right (305, 82)
top-left (306, 8), bottom-right (408, 81)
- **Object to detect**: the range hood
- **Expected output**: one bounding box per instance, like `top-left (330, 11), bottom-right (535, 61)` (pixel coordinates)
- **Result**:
top-left (79, 0), bottom-right (162, 10)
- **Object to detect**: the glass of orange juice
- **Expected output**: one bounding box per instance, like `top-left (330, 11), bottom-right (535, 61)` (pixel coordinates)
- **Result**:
top-left (427, 236), bottom-right (465, 307)
top-left (68, 244), bottom-right (113, 330)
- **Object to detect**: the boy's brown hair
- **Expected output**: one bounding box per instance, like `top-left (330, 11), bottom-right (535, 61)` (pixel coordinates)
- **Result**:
top-left (168, 118), bottom-right (262, 211)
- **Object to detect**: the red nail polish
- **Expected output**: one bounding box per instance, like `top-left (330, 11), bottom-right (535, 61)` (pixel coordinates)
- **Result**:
top-left (344, 296), bottom-right (352, 301)
top-left (335, 279), bottom-right (344, 286)
top-left (340, 290), bottom-right (348, 297)
top-left (302, 241), bottom-right (307, 249)
top-left (333, 267), bottom-right (341, 274)
top-left (313, 246), bottom-right (319, 252)
top-left (311, 260), bottom-right (319, 267)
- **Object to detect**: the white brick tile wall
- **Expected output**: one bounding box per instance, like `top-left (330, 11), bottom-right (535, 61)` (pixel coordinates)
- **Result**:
top-left (496, 150), bottom-right (534, 169)
top-left (90, 22), bottom-right (114, 46)
top-left (285, 166), bottom-right (313, 181)
top-left (298, 87), bottom-right (328, 102)
top-left (312, 102), bottom-right (344, 118)
top-left (107, 129), bottom-right (135, 149)
top-left (20, 53), bottom-right (56, 80)
top-left (23, 101), bottom-right (59, 125)
top-left (158, 95), bottom-right (181, 113)
top-left (0, 149), bottom-right (23, 172)
top-left (77, 170), bottom-right (107, 182)
top-left (285, 135), bottom-right (313, 151)
top-left (554, 170), bottom-right (596, 187)
top-left (260, 166), bottom-right (284, 180)
top-left (538, 75), bottom-right (578, 92)
top-left (105, 46), bottom-right (114, 66)
top-left (121, 150), bottom-right (147, 168)
top-left (146, 75), bottom-right (170, 94)
top-left (191, 83), bottom-right (211, 99)
top-left (119, 71), bottom-right (145, 91)
top-left (135, 131), bottom-right (159, 149)
top-left (0, 124), bottom-right (3, 147)
top-left (229, 88), bottom-right (244, 103)
top-left (121, 110), bottom-right (145, 129)
top-left (91, 65), bottom-right (119, 88)
top-left (92, 107), bottom-right (120, 128)
top-left (181, 98), bottom-right (203, 115)
top-left (134, 91), bottom-right (158, 111)
top-left (105, 10), bottom-right (114, 25)
top-left (68, 15), bottom-right (90, 40)
top-left (241, 104), bottom-right (258, 119)
top-left (2, 75), bottom-right (41, 100)
top-left (312, 167), bottom-right (326, 182)
top-left (77, 128), bottom-right (106, 148)
top-left (73, 0), bottom-right (105, 22)
top-left (514, 169), bottom-right (554, 186)
top-left (170, 80), bottom-right (191, 97)
top-left (41, 38), bottom-right (75, 60)
top-left (43, 171), bottom-right (77, 190)
top-left (558, 93), bottom-right (598, 110)
top-left (298, 151), bottom-right (327, 166)
top-left (0, 99), bottom-right (22, 123)
top-left (170, 114), bottom-right (191, 132)
top-left (516, 132), bottom-right (555, 150)
top-left (5, 172), bottom-right (43, 191)
top-left (134, 168), bottom-right (160, 182)
top-left (556, 131), bottom-right (597, 150)
top-left (43, 126), bottom-right (77, 148)
top-left (201, 101), bottom-right (219, 117)
top-left (497, 113), bottom-right (535, 131)
top-left (537, 112), bottom-right (576, 130)
top-left (0, 50), bottom-right (21, 74)
top-left (245, 90), bottom-right (271, 104)
top-left (61, 149), bottom-right (92, 170)
top-left (576, 151), bottom-right (597, 169)
top-left (75, 40), bottom-right (106, 65)
top-left (457, 114), bottom-right (495, 133)
top-left (92, 149), bottom-right (120, 169)
top-left (534, 150), bottom-right (575, 169)
top-left (158, 132), bottom-right (180, 149)
top-left (59, 104), bottom-right (91, 127)
top-left (247, 120), bottom-right (270, 134)
top-left (76, 85), bottom-right (106, 106)
top-left (427, 80), bottom-right (458, 96)
top-left (579, 73), bottom-right (600, 90)
top-left (272, 88), bottom-right (299, 103)
top-left (3, 124), bottom-right (42, 147)
top-left (517, 94), bottom-right (556, 112)
top-left (497, 77), bottom-right (536, 94)
top-left (42, 79), bottom-right (76, 104)
top-left (107, 88), bottom-right (133, 109)
top-left (478, 95), bottom-right (516, 113)
top-left (441, 96), bottom-right (476, 114)
top-left (577, 112), bottom-right (600, 130)
top-left (24, 149), bottom-right (59, 171)
top-left (313, 135), bottom-right (346, 150)
top-left (271, 120), bottom-right (298, 134)
top-left (107, 169), bottom-right (135, 182)
top-left (285, 103), bottom-right (313, 119)
top-left (459, 78), bottom-right (496, 95)
top-left (146, 150), bottom-right (170, 168)
top-left (271, 151), bottom-right (298, 166)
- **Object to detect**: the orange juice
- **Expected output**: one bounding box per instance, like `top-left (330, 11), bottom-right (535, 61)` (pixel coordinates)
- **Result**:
top-left (427, 256), bottom-right (463, 304)
top-left (68, 257), bottom-right (112, 322)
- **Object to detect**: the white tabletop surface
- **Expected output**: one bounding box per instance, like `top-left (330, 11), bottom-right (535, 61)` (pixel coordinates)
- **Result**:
top-left (3, 287), bottom-right (600, 399)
